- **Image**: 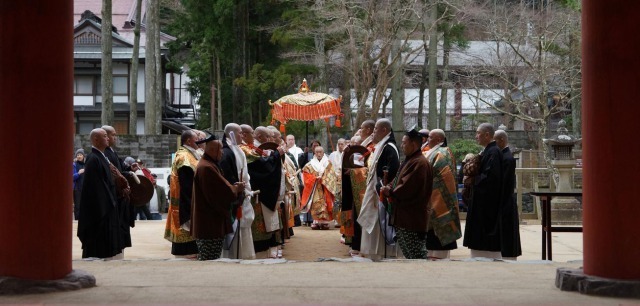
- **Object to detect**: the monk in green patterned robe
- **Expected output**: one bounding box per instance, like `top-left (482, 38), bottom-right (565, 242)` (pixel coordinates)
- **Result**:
top-left (423, 129), bottom-right (462, 259)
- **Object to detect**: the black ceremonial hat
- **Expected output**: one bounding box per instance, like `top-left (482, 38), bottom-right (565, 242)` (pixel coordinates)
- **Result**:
top-left (405, 124), bottom-right (423, 140)
top-left (195, 133), bottom-right (217, 145)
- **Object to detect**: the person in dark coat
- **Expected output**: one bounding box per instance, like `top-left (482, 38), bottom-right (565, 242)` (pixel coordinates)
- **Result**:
top-left (191, 135), bottom-right (244, 260)
top-left (494, 130), bottom-right (522, 260)
top-left (102, 125), bottom-right (138, 257)
top-left (463, 123), bottom-right (504, 259)
top-left (381, 129), bottom-right (434, 259)
top-left (77, 128), bottom-right (123, 259)
top-left (72, 149), bottom-right (86, 220)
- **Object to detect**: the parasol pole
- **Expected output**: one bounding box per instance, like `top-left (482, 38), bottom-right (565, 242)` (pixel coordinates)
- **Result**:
top-left (306, 121), bottom-right (309, 148)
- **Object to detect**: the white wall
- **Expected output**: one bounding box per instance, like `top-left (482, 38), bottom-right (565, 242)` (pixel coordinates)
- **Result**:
top-left (346, 88), bottom-right (502, 115)
top-left (136, 117), bottom-right (145, 135)
top-left (137, 67), bottom-right (145, 103)
top-left (74, 96), bottom-right (93, 106)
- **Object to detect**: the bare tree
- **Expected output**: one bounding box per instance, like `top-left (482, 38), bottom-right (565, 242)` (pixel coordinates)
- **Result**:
top-left (101, 0), bottom-right (113, 125)
top-left (312, 0), bottom-right (436, 128)
top-left (128, 0), bottom-right (143, 135)
top-left (459, 1), bottom-right (581, 177)
top-left (144, 0), bottom-right (158, 134)
top-left (154, 5), bottom-right (162, 135)
top-left (390, 38), bottom-right (404, 132)
top-left (427, 2), bottom-right (438, 129)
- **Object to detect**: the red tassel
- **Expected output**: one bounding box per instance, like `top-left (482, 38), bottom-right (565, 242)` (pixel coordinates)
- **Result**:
top-left (335, 118), bottom-right (341, 128)
top-left (279, 124), bottom-right (285, 133)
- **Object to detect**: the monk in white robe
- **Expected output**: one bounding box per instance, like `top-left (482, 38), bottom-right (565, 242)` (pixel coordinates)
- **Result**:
top-left (357, 119), bottom-right (401, 260)
top-left (301, 146), bottom-right (338, 230)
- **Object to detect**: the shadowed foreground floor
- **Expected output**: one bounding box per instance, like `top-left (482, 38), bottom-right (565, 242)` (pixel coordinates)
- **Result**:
top-left (1, 221), bottom-right (636, 304)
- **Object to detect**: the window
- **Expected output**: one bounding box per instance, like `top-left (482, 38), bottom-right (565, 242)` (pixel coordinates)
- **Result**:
top-left (113, 76), bottom-right (128, 95)
top-left (74, 76), bottom-right (93, 95)
top-left (97, 75), bottom-right (129, 96)
top-left (77, 120), bottom-right (102, 135)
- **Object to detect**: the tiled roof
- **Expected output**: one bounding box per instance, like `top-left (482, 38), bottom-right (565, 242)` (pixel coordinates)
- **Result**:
top-left (74, 0), bottom-right (137, 30)
top-left (74, 0), bottom-right (173, 47)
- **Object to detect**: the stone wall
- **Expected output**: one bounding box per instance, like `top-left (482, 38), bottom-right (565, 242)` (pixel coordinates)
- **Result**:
top-left (74, 130), bottom-right (541, 168)
top-left (74, 135), bottom-right (180, 168)
top-left (444, 130), bottom-right (541, 150)
top-left (327, 130), bottom-right (540, 152)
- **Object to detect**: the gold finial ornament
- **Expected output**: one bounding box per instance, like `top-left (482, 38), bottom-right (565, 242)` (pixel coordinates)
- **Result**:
top-left (299, 78), bottom-right (310, 93)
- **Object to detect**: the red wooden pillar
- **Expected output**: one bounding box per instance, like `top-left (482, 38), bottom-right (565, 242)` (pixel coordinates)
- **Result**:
top-left (0, 1), bottom-right (74, 280)
top-left (582, 1), bottom-right (640, 279)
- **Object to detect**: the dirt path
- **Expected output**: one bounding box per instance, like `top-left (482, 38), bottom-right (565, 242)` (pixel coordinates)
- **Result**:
top-left (265, 225), bottom-right (350, 261)
top-left (72, 221), bottom-right (352, 261)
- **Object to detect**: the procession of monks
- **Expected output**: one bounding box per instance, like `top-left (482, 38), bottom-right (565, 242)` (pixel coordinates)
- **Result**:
top-left (162, 118), bottom-right (520, 261)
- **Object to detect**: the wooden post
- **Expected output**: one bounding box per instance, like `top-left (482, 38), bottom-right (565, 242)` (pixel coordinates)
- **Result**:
top-left (582, 0), bottom-right (640, 280)
top-left (0, 0), bottom-right (74, 280)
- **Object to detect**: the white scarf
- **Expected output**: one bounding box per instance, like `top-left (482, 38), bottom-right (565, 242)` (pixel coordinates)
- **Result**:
top-left (329, 150), bottom-right (343, 174)
top-left (424, 142), bottom-right (443, 160)
top-left (226, 137), bottom-right (252, 193)
top-left (361, 135), bottom-right (373, 147)
top-left (358, 132), bottom-right (398, 234)
top-left (183, 145), bottom-right (201, 160)
top-left (308, 155), bottom-right (329, 175)
top-left (288, 145), bottom-right (304, 157)
top-left (367, 133), bottom-right (392, 183)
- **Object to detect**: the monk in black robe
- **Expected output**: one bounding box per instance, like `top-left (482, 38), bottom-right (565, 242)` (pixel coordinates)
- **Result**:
top-left (494, 130), bottom-right (522, 259)
top-left (463, 123), bottom-right (504, 259)
top-left (239, 125), bottom-right (283, 257)
top-left (77, 128), bottom-right (123, 259)
top-left (102, 125), bottom-right (137, 255)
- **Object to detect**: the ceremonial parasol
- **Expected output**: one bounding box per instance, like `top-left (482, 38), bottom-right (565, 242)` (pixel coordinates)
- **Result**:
top-left (269, 79), bottom-right (343, 147)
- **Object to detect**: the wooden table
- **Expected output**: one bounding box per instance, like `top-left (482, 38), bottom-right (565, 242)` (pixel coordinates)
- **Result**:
top-left (530, 191), bottom-right (582, 261)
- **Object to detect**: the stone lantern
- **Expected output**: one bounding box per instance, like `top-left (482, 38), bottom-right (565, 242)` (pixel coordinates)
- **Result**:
top-left (543, 119), bottom-right (582, 224)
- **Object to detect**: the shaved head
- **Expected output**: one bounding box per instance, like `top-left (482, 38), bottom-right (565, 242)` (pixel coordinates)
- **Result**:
top-left (478, 123), bottom-right (495, 137)
top-left (101, 125), bottom-right (115, 134)
top-left (376, 118), bottom-right (392, 131)
top-left (476, 123), bottom-right (496, 147)
top-left (254, 126), bottom-right (270, 144)
top-left (224, 123), bottom-right (241, 136)
top-left (427, 129), bottom-right (445, 148)
top-left (101, 125), bottom-right (117, 147)
top-left (225, 123), bottom-right (242, 145)
top-left (431, 129), bottom-right (445, 139)
top-left (240, 124), bottom-right (254, 144)
top-left (372, 118), bottom-right (392, 143)
top-left (494, 129), bottom-right (509, 150)
top-left (360, 120), bottom-right (375, 139)
top-left (90, 128), bottom-right (109, 151)
top-left (240, 124), bottom-right (253, 134)
top-left (181, 130), bottom-right (198, 149)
